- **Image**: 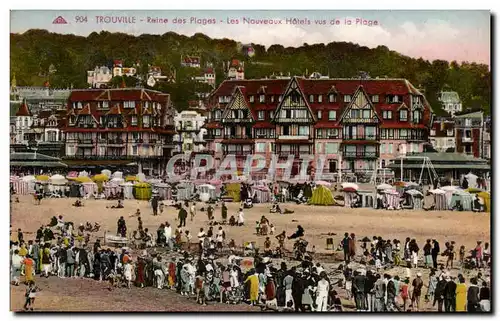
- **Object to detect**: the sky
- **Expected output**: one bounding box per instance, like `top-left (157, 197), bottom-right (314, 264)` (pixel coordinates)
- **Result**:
top-left (10, 10), bottom-right (491, 65)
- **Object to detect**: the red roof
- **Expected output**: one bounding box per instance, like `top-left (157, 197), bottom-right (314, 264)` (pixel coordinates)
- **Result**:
top-left (204, 68), bottom-right (214, 74)
top-left (231, 59), bottom-right (241, 67)
top-left (15, 102), bottom-right (32, 117)
top-left (69, 89), bottom-right (170, 103)
top-left (183, 56), bottom-right (200, 64)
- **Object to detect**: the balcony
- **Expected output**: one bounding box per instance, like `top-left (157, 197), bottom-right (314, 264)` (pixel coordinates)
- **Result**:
top-left (343, 151), bottom-right (379, 159)
top-left (107, 139), bottom-right (125, 147)
top-left (77, 139), bottom-right (94, 146)
top-left (176, 124), bottom-right (201, 132)
top-left (343, 134), bottom-right (379, 141)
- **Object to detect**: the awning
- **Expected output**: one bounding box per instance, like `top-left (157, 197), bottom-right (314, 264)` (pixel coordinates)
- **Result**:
top-left (10, 161), bottom-right (68, 167)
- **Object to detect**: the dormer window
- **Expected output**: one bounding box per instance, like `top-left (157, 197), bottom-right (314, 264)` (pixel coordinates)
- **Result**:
top-left (77, 102), bottom-right (83, 109)
top-left (318, 95), bottom-right (323, 103)
top-left (329, 94), bottom-right (336, 103)
top-left (399, 109), bottom-right (408, 121)
top-left (317, 111), bottom-right (322, 120)
top-left (371, 95), bottom-right (379, 103)
top-left (259, 95), bottom-right (265, 103)
top-left (102, 101), bottom-right (109, 108)
top-left (344, 95), bottom-right (351, 103)
top-left (271, 96), bottom-right (275, 103)
top-left (309, 95), bottom-right (314, 103)
top-left (249, 95), bottom-right (254, 103)
top-left (218, 96), bottom-right (224, 103)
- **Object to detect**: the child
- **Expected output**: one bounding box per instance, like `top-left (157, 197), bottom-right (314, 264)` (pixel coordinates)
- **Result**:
top-left (269, 224), bottom-right (275, 235)
top-left (255, 221), bottom-right (261, 235)
top-left (400, 278), bottom-right (410, 311)
top-left (24, 280), bottom-right (40, 311)
top-left (459, 245), bottom-right (466, 266)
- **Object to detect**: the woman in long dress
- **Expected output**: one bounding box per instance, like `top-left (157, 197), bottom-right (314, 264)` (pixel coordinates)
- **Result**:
top-left (245, 269), bottom-right (259, 305)
top-left (455, 275), bottom-right (467, 312)
top-left (136, 257), bottom-right (145, 288)
top-left (124, 261), bottom-right (133, 289)
top-left (23, 255), bottom-right (35, 283)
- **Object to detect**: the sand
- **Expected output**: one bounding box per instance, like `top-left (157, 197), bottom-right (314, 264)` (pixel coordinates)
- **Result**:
top-left (10, 195), bottom-right (491, 311)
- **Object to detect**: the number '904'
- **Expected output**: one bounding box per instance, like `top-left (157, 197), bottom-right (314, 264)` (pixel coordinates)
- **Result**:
top-left (75, 16), bottom-right (88, 23)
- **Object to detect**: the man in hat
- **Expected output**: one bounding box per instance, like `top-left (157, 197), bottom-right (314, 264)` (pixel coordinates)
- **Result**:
top-left (444, 275), bottom-right (457, 312)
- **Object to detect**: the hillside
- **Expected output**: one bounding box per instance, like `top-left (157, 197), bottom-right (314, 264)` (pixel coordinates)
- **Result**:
top-left (10, 29), bottom-right (490, 114)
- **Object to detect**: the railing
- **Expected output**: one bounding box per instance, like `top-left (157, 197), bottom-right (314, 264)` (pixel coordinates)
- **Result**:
top-left (343, 151), bottom-right (379, 158)
top-left (343, 134), bottom-right (379, 140)
top-left (277, 135), bottom-right (311, 140)
top-left (223, 134), bottom-right (253, 139)
top-left (77, 139), bottom-right (94, 144)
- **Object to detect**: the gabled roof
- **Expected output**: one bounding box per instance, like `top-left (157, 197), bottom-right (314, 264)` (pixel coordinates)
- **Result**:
top-left (338, 85), bottom-right (381, 123)
top-left (15, 101), bottom-right (32, 117)
top-left (222, 86), bottom-right (255, 120)
top-left (397, 102), bottom-right (410, 111)
top-left (273, 77), bottom-right (316, 122)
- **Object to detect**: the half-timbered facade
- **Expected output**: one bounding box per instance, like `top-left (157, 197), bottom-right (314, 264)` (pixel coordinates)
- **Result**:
top-left (63, 88), bottom-right (175, 175)
top-left (206, 76), bottom-right (433, 179)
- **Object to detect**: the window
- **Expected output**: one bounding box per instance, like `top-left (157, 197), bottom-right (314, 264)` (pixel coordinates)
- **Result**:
top-left (329, 94), bottom-right (336, 103)
top-left (327, 128), bottom-right (338, 138)
top-left (259, 95), bottom-right (265, 103)
top-left (218, 96), bottom-right (224, 103)
top-left (447, 129), bottom-right (453, 136)
top-left (291, 93), bottom-right (300, 104)
top-left (214, 129), bottom-right (222, 136)
top-left (328, 110), bottom-right (337, 120)
top-left (131, 116), bottom-right (138, 126)
top-left (413, 110), bottom-right (422, 124)
top-left (270, 96), bottom-right (275, 103)
top-left (362, 109), bottom-right (371, 119)
top-left (298, 126), bottom-right (310, 136)
top-left (465, 129), bottom-right (472, 138)
top-left (269, 111), bottom-right (274, 119)
top-left (380, 143), bottom-right (386, 154)
top-left (309, 95), bottom-right (314, 103)
top-left (143, 115), bottom-right (151, 128)
top-left (214, 110), bottom-right (221, 120)
top-left (465, 119), bottom-right (472, 127)
top-left (344, 95), bottom-right (351, 103)
top-left (399, 109), bottom-right (408, 121)
top-left (255, 143), bottom-right (266, 153)
top-left (318, 95), bottom-right (323, 103)
top-left (325, 143), bottom-right (339, 154)
top-left (69, 116), bottom-right (76, 125)
top-left (388, 129), bottom-right (394, 138)
top-left (258, 111), bottom-right (265, 120)
top-left (383, 110), bottom-right (392, 119)
top-left (124, 101), bottom-right (133, 108)
top-left (365, 126), bottom-right (376, 139)
top-left (371, 95), bottom-right (379, 103)
top-left (317, 111), bottom-right (322, 120)
top-left (249, 95), bottom-right (254, 103)
top-left (77, 102), bottom-right (83, 109)
top-left (388, 143), bottom-right (394, 154)
top-left (400, 129), bottom-right (408, 139)
top-left (316, 129), bottom-right (323, 138)
top-left (350, 109), bottom-right (360, 119)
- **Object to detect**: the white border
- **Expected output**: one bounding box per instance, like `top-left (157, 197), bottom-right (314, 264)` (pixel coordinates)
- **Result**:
top-left (3, 1), bottom-right (496, 321)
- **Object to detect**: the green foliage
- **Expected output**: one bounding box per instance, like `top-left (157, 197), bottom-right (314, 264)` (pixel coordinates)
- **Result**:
top-left (10, 29), bottom-right (490, 114)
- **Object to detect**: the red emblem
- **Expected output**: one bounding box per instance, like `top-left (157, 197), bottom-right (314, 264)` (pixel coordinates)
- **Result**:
top-left (52, 16), bottom-right (68, 24)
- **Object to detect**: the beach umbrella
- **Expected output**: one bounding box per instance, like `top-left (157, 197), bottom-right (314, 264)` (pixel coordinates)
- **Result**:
top-left (342, 187), bottom-right (358, 193)
top-left (35, 175), bottom-right (49, 181)
top-left (315, 180), bottom-right (332, 187)
top-left (429, 189), bottom-right (446, 195)
top-left (126, 175), bottom-right (137, 182)
top-left (466, 187), bottom-right (485, 194)
top-left (376, 183), bottom-right (392, 190)
top-left (75, 176), bottom-right (93, 183)
top-left (341, 182), bottom-right (359, 191)
top-left (93, 174), bottom-right (109, 182)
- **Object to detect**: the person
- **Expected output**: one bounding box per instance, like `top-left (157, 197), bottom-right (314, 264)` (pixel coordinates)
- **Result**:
top-left (245, 268), bottom-right (259, 306)
top-left (474, 241), bottom-right (483, 269)
top-left (216, 227), bottom-right (225, 250)
top-left (479, 281), bottom-right (490, 312)
top-left (151, 195), bottom-right (159, 216)
top-left (341, 233), bottom-right (350, 264)
top-left (459, 245), bottom-right (466, 267)
top-left (11, 249), bottom-right (23, 286)
top-left (410, 272), bottom-right (423, 311)
top-left (237, 208), bottom-right (245, 226)
top-left (255, 221), bottom-right (261, 235)
top-left (111, 199), bottom-right (124, 209)
top-left (434, 275), bottom-right (447, 312)
top-left (283, 270), bottom-right (294, 309)
top-left (117, 216), bottom-right (126, 237)
top-left (400, 278), bottom-right (410, 311)
top-left (22, 254), bottom-right (35, 284)
top-left (288, 225), bottom-right (304, 240)
top-left (349, 233), bottom-right (356, 262)
top-left (467, 278), bottom-right (480, 312)
top-left (66, 246), bottom-right (75, 278)
top-left (197, 228), bottom-right (206, 253)
top-left (190, 202), bottom-right (197, 221)
top-left (483, 242), bottom-right (490, 267)
top-left (425, 269), bottom-right (438, 303)
top-left (444, 276), bottom-right (457, 312)
top-left (159, 202), bottom-right (165, 215)
top-left (124, 260), bottom-right (133, 289)
top-left (386, 274), bottom-right (399, 311)
top-left (23, 280), bottom-right (40, 311)
top-left (315, 271), bottom-right (329, 312)
top-left (393, 239), bottom-right (401, 266)
top-left (423, 239), bottom-right (432, 268)
top-left (431, 239), bottom-right (440, 269)
top-left (178, 205), bottom-right (187, 228)
top-left (207, 204), bottom-right (214, 221)
top-left (221, 201), bottom-right (228, 223)
top-left (455, 274), bottom-right (467, 312)
top-left (373, 273), bottom-right (386, 312)
top-left (164, 222), bottom-right (173, 250)
top-left (352, 270), bottom-right (367, 311)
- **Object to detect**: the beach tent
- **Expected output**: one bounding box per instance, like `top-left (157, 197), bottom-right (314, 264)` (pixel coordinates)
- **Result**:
top-left (110, 177), bottom-right (125, 185)
top-left (120, 182), bottom-right (134, 199)
top-left (125, 175), bottom-right (137, 182)
top-left (35, 175), bottom-right (49, 182)
top-left (343, 190), bottom-right (358, 207)
top-left (66, 171), bottom-right (78, 179)
top-left (68, 181), bottom-right (82, 197)
top-left (308, 185), bottom-right (335, 206)
top-left (404, 189), bottom-right (424, 210)
top-left (78, 171), bottom-right (89, 177)
top-left (477, 191), bottom-right (491, 212)
top-left (137, 173), bottom-right (146, 182)
top-left (224, 182), bottom-right (242, 202)
top-left (133, 182), bottom-right (152, 200)
top-left (153, 183), bottom-right (172, 200)
top-left (197, 184), bottom-right (216, 202)
top-left (357, 190), bottom-right (375, 208)
top-left (176, 181), bottom-right (195, 201)
top-left (81, 182), bottom-right (98, 198)
top-left (112, 171), bottom-right (124, 179)
top-left (21, 175), bottom-right (36, 194)
top-left (101, 169), bottom-right (112, 178)
top-left (252, 185), bottom-right (272, 203)
top-left (466, 187), bottom-right (485, 194)
top-left (440, 186), bottom-right (458, 207)
top-left (49, 174), bottom-right (67, 185)
top-left (383, 189), bottom-right (400, 209)
top-left (93, 174), bottom-right (109, 182)
top-left (11, 176), bottom-right (29, 195)
top-left (450, 190), bottom-right (474, 211)
top-left (103, 181), bottom-right (121, 198)
top-left (148, 178), bottom-right (162, 184)
top-left (428, 189), bottom-right (447, 210)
